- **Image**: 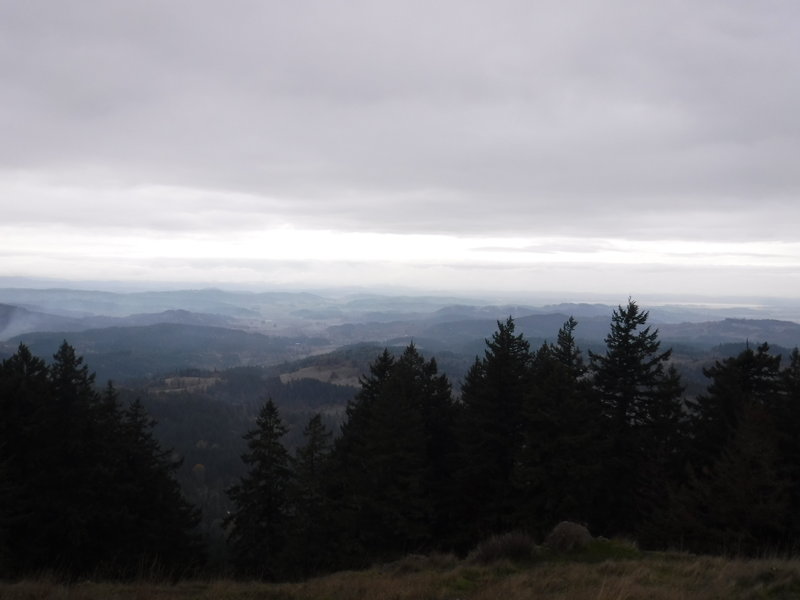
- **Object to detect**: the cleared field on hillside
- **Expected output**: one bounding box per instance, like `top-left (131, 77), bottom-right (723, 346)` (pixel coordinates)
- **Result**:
top-left (280, 364), bottom-right (363, 387)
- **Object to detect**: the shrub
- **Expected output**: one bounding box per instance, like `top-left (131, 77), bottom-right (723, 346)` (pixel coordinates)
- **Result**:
top-left (544, 521), bottom-right (592, 553)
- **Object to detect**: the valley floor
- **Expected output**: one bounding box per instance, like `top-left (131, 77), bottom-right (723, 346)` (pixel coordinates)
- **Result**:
top-left (3, 552), bottom-right (800, 600)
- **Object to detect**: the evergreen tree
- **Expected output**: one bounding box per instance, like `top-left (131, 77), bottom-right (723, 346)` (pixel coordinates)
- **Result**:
top-left (226, 399), bottom-right (293, 578)
top-left (336, 349), bottom-right (396, 473)
top-left (0, 343), bottom-right (203, 577)
top-left (588, 300), bottom-right (686, 535)
top-left (112, 397), bottom-right (203, 572)
top-left (589, 301), bottom-right (674, 427)
top-left (778, 348), bottom-right (800, 538)
top-left (390, 344), bottom-right (458, 545)
top-left (0, 344), bottom-right (51, 575)
top-left (646, 344), bottom-right (789, 553)
top-left (551, 316), bottom-right (584, 378)
top-left (34, 341), bottom-right (106, 574)
top-left (688, 343), bottom-right (781, 468)
top-left (457, 317), bottom-right (532, 542)
top-left (659, 402), bottom-right (789, 554)
top-left (514, 319), bottom-right (605, 536)
top-left (296, 414), bottom-right (332, 478)
top-left (327, 349), bottom-right (397, 565)
top-left (331, 344), bottom-right (456, 561)
top-left (285, 413), bottom-right (335, 576)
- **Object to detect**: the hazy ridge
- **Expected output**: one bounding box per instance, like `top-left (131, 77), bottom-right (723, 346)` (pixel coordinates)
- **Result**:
top-left (3, 286), bottom-right (800, 385)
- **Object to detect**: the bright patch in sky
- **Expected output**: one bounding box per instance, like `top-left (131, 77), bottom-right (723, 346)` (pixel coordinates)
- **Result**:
top-left (4, 220), bottom-right (800, 298)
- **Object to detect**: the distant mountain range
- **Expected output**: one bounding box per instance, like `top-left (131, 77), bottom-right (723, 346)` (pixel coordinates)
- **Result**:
top-left (3, 323), bottom-right (323, 383)
top-left (2, 286), bottom-right (800, 384)
top-left (0, 303), bottom-right (238, 340)
top-left (658, 318), bottom-right (800, 349)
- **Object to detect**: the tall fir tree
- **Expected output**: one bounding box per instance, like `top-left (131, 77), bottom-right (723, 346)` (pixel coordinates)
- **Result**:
top-left (457, 317), bottom-right (532, 542)
top-left (331, 344), bottom-right (456, 561)
top-left (112, 396), bottom-right (203, 572)
top-left (688, 342), bottom-right (782, 468)
top-left (390, 344), bottom-right (458, 545)
top-left (0, 344), bottom-right (51, 575)
top-left (0, 343), bottom-right (203, 577)
top-left (285, 413), bottom-right (335, 577)
top-left (777, 348), bottom-right (800, 537)
top-left (32, 341), bottom-right (109, 574)
top-left (654, 346), bottom-right (790, 554)
top-left (226, 398), bottom-right (293, 578)
top-left (679, 405), bottom-right (787, 554)
top-left (551, 316), bottom-right (584, 378)
top-left (588, 300), bottom-right (686, 535)
top-left (514, 318), bottom-right (605, 537)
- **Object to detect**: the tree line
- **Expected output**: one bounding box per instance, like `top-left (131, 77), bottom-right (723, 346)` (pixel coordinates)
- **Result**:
top-left (4, 299), bottom-right (800, 580)
top-left (226, 300), bottom-right (800, 577)
top-left (0, 343), bottom-right (203, 578)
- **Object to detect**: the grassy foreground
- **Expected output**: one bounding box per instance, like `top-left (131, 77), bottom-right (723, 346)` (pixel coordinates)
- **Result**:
top-left (4, 549), bottom-right (800, 600)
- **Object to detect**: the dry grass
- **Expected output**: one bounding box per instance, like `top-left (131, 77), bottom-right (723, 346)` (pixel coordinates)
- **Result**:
top-left (5, 552), bottom-right (800, 599)
top-left (467, 531), bottom-right (537, 564)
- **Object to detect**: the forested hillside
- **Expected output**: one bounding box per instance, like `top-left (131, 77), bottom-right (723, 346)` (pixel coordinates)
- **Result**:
top-left (219, 301), bottom-right (800, 578)
top-left (4, 299), bottom-right (800, 581)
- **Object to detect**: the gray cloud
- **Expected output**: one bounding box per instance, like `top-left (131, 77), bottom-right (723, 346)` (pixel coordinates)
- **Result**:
top-left (2, 0), bottom-right (800, 243)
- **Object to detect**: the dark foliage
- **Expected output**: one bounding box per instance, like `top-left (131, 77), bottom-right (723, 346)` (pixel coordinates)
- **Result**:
top-left (0, 342), bottom-right (202, 579)
top-left (456, 318), bottom-right (532, 543)
top-left (514, 319), bottom-right (605, 537)
top-left (12, 298), bottom-right (800, 581)
top-left (588, 300), bottom-right (687, 535)
top-left (225, 399), bottom-right (293, 578)
top-left (329, 344), bottom-right (458, 563)
top-left (645, 342), bottom-right (796, 554)
top-left (283, 414), bottom-right (335, 578)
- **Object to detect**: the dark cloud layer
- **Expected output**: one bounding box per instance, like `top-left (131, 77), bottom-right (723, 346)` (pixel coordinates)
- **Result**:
top-left (2, 1), bottom-right (800, 243)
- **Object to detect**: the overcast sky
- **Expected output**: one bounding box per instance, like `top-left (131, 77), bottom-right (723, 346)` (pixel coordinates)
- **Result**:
top-left (2, 1), bottom-right (800, 299)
